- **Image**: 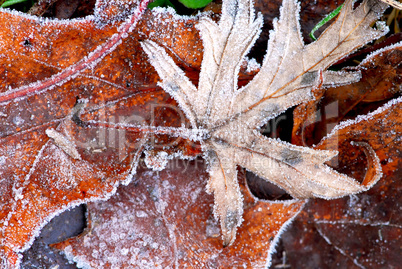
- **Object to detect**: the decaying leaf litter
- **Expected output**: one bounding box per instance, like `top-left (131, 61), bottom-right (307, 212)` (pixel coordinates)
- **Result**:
top-left (269, 94), bottom-right (402, 268)
top-left (0, 0), bottom-right (400, 268)
top-left (52, 159), bottom-right (306, 268)
top-left (141, 0), bottom-right (388, 246)
top-left (0, 0), bottom-right (160, 267)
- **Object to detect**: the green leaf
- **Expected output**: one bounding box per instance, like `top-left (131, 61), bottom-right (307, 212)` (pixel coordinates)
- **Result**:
top-left (178, 0), bottom-right (212, 9)
top-left (148, 0), bottom-right (175, 9)
top-left (1, 0), bottom-right (27, 8)
top-left (309, 4), bottom-right (344, 41)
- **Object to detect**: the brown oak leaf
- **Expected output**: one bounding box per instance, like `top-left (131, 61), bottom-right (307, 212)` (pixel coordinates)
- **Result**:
top-left (0, 0), bottom-right (206, 267)
top-left (52, 159), bottom-right (305, 268)
top-left (0, 0), bottom-right (400, 267)
top-left (270, 95), bottom-right (401, 268)
top-left (292, 44), bottom-right (402, 147)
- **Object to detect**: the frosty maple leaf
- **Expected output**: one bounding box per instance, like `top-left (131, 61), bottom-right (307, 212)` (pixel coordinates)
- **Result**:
top-left (141, 0), bottom-right (387, 246)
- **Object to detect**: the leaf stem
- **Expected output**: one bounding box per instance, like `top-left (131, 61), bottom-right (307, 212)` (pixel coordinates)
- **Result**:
top-left (82, 120), bottom-right (209, 142)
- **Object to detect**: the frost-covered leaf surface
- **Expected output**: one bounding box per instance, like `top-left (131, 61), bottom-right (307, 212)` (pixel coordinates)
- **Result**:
top-left (141, 0), bottom-right (388, 246)
top-left (53, 159), bottom-right (305, 268)
top-left (293, 43), bottom-right (402, 147)
top-left (0, 0), bottom-right (206, 267)
top-left (0, 0), bottom-right (400, 267)
top-left (270, 97), bottom-right (402, 268)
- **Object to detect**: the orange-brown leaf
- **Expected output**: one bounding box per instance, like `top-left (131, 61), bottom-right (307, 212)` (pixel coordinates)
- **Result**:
top-left (271, 97), bottom-right (401, 268)
top-left (292, 43), bottom-right (402, 147)
top-left (52, 159), bottom-right (305, 268)
top-left (0, 1), bottom-right (205, 266)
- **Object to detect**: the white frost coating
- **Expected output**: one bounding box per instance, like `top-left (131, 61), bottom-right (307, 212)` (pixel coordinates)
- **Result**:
top-left (0, 0), bottom-right (148, 106)
top-left (171, 126), bottom-right (209, 142)
top-left (2, 1), bottom-right (150, 267)
top-left (1, 140), bottom-right (50, 254)
top-left (16, 178), bottom-right (122, 255)
top-left (265, 201), bottom-right (306, 268)
top-left (144, 151), bottom-right (169, 171)
top-left (314, 219), bottom-right (401, 228)
top-left (151, 6), bottom-right (201, 19)
top-left (143, 149), bottom-right (197, 172)
top-left (124, 146), bottom-right (144, 186)
top-left (0, 155), bottom-right (6, 166)
top-left (142, 0), bottom-right (389, 247)
top-left (84, 119), bottom-right (209, 142)
top-left (2, 0), bottom-right (394, 267)
top-left (324, 95), bottom-right (402, 140)
top-left (12, 116), bottom-right (24, 126)
top-left (60, 166), bottom-right (189, 268)
top-left (361, 41), bottom-right (402, 65)
top-left (136, 211), bottom-right (148, 218)
top-left (5, 147), bottom-right (128, 268)
top-left (245, 57), bottom-right (261, 73)
top-left (315, 227), bottom-right (366, 269)
top-left (63, 245), bottom-right (94, 269)
top-left (322, 70), bottom-right (362, 87)
top-left (82, 74), bottom-right (128, 91)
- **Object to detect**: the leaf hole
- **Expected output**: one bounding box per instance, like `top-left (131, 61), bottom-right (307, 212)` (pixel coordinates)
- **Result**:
top-left (246, 171), bottom-right (293, 201)
top-left (352, 0), bottom-right (364, 10)
top-left (22, 39), bottom-right (32, 47)
top-left (260, 108), bottom-right (294, 142)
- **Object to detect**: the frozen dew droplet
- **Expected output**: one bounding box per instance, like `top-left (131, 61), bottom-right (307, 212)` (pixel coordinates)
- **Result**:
top-left (144, 151), bottom-right (169, 171)
top-left (12, 116), bottom-right (24, 126)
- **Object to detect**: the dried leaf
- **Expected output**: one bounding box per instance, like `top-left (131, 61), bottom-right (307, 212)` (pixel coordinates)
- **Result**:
top-left (380, 0), bottom-right (402, 10)
top-left (0, 0), bottom-right (399, 267)
top-left (141, 0), bottom-right (388, 245)
top-left (292, 43), bottom-right (402, 147)
top-left (52, 159), bottom-right (305, 268)
top-left (0, 1), bottom-right (206, 267)
top-left (271, 97), bottom-right (402, 268)
top-left (253, 0), bottom-right (351, 52)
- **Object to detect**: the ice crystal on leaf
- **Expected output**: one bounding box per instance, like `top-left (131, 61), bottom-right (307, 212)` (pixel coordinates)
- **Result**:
top-left (141, 0), bottom-right (387, 246)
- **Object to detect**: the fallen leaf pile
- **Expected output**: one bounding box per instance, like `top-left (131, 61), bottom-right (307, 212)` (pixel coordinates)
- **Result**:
top-left (0, 0), bottom-right (400, 268)
top-left (141, 0), bottom-right (388, 246)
